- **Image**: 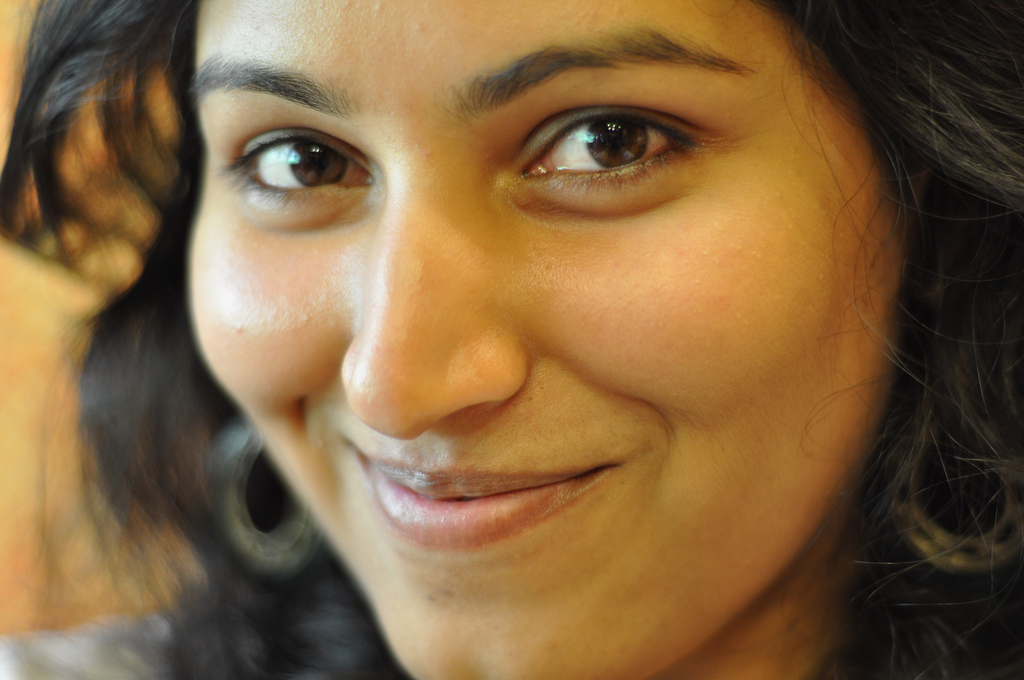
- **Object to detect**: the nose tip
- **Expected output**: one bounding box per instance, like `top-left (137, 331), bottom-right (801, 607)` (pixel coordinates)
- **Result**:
top-left (338, 181), bottom-right (530, 440)
top-left (342, 328), bottom-right (527, 439)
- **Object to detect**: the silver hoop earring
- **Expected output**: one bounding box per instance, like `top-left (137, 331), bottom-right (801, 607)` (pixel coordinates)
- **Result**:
top-left (207, 419), bottom-right (322, 580)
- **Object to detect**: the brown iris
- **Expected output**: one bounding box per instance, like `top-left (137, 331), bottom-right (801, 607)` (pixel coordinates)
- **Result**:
top-left (585, 120), bottom-right (649, 168)
top-left (286, 142), bottom-right (349, 186)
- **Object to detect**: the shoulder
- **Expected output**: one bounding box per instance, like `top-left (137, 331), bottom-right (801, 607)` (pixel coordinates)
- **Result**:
top-left (0, 615), bottom-right (171, 679)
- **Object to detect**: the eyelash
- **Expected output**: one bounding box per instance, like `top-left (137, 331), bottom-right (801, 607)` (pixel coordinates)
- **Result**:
top-left (224, 132), bottom-right (363, 201)
top-left (528, 112), bottom-right (696, 167)
top-left (543, 151), bottom-right (677, 193)
top-left (524, 111), bottom-right (696, 186)
top-left (222, 111), bottom-right (696, 200)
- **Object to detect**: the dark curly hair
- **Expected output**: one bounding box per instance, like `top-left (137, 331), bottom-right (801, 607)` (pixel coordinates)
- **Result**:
top-left (3, 0), bottom-right (1024, 678)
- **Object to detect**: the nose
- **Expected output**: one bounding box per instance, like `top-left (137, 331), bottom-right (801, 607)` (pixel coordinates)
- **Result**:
top-left (341, 193), bottom-right (528, 439)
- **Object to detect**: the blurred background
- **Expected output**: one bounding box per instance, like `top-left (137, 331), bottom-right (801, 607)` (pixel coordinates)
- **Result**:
top-left (0, 0), bottom-right (152, 634)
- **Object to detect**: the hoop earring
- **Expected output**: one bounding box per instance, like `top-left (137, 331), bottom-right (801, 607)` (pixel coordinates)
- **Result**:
top-left (207, 418), bottom-right (323, 580)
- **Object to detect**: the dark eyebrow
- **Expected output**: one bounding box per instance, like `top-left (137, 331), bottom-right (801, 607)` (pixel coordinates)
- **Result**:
top-left (192, 29), bottom-right (748, 120)
top-left (191, 57), bottom-right (352, 117)
top-left (452, 28), bottom-right (752, 118)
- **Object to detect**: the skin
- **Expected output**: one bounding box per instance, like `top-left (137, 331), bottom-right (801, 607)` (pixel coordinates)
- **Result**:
top-left (190, 1), bottom-right (905, 678)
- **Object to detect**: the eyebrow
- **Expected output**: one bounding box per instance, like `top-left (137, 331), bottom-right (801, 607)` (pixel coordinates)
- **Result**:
top-left (191, 28), bottom-right (750, 119)
top-left (453, 28), bottom-right (752, 117)
top-left (191, 58), bottom-right (353, 116)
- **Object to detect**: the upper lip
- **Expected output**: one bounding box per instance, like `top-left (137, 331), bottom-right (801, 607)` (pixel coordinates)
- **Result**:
top-left (365, 457), bottom-right (606, 500)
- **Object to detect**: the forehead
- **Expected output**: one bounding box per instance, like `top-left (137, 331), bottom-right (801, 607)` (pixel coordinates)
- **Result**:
top-left (195, 0), bottom-right (786, 105)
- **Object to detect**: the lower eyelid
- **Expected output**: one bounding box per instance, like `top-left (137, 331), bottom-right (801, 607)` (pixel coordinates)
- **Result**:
top-left (224, 114), bottom-right (690, 201)
top-left (228, 146), bottom-right (370, 197)
top-left (526, 121), bottom-right (690, 179)
top-left (552, 148), bottom-right (683, 186)
top-left (232, 128), bottom-right (360, 174)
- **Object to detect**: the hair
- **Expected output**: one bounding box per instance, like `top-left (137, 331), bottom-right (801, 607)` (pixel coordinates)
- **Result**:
top-left (3, 0), bottom-right (1024, 678)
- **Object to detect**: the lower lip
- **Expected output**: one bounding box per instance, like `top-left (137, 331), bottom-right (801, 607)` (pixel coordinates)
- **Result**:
top-left (362, 462), bottom-right (607, 550)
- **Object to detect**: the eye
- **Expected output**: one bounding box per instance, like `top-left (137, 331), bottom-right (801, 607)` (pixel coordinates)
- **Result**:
top-left (233, 133), bottom-right (371, 190)
top-left (525, 114), bottom-right (688, 177)
top-left (255, 141), bottom-right (346, 188)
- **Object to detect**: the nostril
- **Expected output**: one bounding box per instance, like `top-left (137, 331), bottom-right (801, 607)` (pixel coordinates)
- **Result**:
top-left (342, 326), bottom-right (530, 439)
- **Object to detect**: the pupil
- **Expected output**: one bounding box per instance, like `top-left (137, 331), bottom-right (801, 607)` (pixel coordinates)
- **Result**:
top-left (289, 142), bottom-right (347, 186)
top-left (585, 120), bottom-right (648, 168)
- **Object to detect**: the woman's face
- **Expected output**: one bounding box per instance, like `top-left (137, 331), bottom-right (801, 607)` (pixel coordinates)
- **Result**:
top-left (190, 1), bottom-right (903, 678)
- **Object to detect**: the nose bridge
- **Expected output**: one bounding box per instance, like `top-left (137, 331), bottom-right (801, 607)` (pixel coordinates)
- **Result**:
top-left (342, 187), bottom-right (527, 439)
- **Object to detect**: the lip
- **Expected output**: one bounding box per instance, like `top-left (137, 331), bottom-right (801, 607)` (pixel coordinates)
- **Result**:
top-left (358, 455), bottom-right (611, 549)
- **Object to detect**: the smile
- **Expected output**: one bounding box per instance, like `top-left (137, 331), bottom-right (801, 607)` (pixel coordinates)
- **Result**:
top-left (357, 454), bottom-right (612, 549)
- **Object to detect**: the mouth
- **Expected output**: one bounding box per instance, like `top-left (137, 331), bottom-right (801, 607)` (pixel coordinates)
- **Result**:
top-left (356, 454), bottom-right (613, 550)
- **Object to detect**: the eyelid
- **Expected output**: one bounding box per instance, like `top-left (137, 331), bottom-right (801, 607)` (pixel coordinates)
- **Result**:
top-left (224, 128), bottom-right (370, 192)
top-left (521, 107), bottom-right (697, 177)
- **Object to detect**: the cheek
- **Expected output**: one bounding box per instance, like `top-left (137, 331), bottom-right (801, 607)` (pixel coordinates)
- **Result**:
top-left (188, 209), bottom-right (358, 413)
top-left (533, 190), bottom-right (897, 426)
